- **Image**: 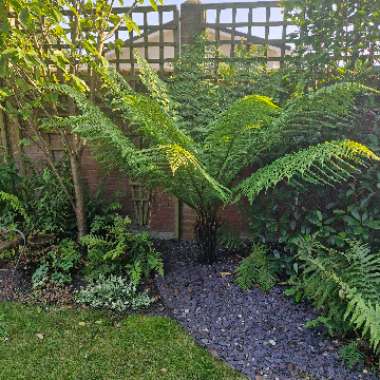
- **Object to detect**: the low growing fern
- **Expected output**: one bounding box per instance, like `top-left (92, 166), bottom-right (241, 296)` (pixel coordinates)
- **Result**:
top-left (81, 214), bottom-right (163, 286)
top-left (235, 244), bottom-right (279, 292)
top-left (293, 237), bottom-right (380, 355)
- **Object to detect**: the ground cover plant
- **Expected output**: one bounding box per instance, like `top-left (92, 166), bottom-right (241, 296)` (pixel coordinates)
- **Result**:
top-left (0, 163), bottom-right (163, 309)
top-left (0, 302), bottom-right (246, 380)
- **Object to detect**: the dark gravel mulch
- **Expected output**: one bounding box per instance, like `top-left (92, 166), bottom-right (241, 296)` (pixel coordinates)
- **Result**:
top-left (0, 263), bottom-right (30, 302)
top-left (155, 241), bottom-right (380, 380)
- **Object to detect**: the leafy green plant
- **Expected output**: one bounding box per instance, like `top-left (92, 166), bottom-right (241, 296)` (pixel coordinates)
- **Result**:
top-left (339, 341), bottom-right (365, 369)
top-left (32, 239), bottom-right (80, 289)
top-left (0, 161), bottom-right (75, 238)
top-left (168, 35), bottom-right (285, 141)
top-left (75, 275), bottom-right (152, 312)
top-left (57, 53), bottom-right (380, 264)
top-left (217, 225), bottom-right (246, 252)
top-left (0, 191), bottom-right (28, 228)
top-left (81, 214), bottom-right (163, 285)
top-left (289, 236), bottom-right (380, 356)
top-left (1, 0), bottom-right (162, 239)
top-left (23, 164), bottom-right (76, 236)
top-left (285, 0), bottom-right (380, 89)
top-left (235, 244), bottom-right (279, 292)
top-left (248, 103), bottom-right (380, 253)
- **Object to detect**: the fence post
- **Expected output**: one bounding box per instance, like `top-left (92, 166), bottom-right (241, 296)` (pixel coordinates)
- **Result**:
top-left (180, 0), bottom-right (205, 46)
top-left (173, 0), bottom-right (205, 240)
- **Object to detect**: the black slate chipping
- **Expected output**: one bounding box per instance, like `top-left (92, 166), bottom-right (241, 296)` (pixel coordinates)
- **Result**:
top-left (155, 241), bottom-right (380, 380)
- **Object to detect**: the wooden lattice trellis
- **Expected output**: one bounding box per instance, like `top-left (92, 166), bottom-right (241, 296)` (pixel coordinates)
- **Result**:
top-left (201, 1), bottom-right (293, 68)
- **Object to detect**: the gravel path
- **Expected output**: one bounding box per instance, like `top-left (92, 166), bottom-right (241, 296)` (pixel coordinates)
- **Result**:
top-left (156, 243), bottom-right (379, 380)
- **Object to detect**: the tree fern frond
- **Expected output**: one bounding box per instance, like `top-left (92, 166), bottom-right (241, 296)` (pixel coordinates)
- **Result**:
top-left (122, 93), bottom-right (194, 148)
top-left (275, 82), bottom-right (379, 141)
top-left (203, 94), bottom-right (280, 182)
top-left (135, 52), bottom-right (171, 115)
top-left (235, 243), bottom-right (278, 292)
top-left (141, 144), bottom-right (231, 203)
top-left (237, 140), bottom-right (380, 203)
top-left (49, 84), bottom-right (228, 201)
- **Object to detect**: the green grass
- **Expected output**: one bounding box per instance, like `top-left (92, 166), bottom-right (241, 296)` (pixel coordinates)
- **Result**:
top-left (0, 302), bottom-right (246, 380)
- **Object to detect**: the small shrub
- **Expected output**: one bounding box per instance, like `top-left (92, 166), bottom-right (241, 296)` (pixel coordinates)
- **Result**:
top-left (217, 225), bottom-right (246, 252)
top-left (75, 275), bottom-right (152, 312)
top-left (0, 161), bottom-right (75, 238)
top-left (24, 164), bottom-right (75, 236)
top-left (235, 244), bottom-right (279, 292)
top-left (32, 239), bottom-right (80, 289)
top-left (339, 341), bottom-right (364, 369)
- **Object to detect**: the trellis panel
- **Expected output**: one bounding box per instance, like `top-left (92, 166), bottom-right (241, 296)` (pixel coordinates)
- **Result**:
top-left (201, 1), bottom-right (293, 68)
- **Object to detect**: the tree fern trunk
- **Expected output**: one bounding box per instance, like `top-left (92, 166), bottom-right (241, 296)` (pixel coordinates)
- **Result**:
top-left (195, 211), bottom-right (219, 264)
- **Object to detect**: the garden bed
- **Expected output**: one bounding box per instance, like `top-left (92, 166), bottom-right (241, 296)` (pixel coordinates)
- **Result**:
top-left (156, 241), bottom-right (380, 380)
top-left (1, 240), bottom-right (379, 380)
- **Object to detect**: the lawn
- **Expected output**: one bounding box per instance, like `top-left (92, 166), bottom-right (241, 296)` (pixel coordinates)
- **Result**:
top-left (0, 302), bottom-right (246, 380)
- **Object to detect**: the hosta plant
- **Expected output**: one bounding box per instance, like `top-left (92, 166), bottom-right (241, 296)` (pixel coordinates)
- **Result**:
top-left (47, 56), bottom-right (380, 263)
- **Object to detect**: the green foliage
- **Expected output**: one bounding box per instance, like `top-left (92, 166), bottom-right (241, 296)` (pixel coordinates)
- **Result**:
top-left (217, 225), bottom-right (246, 252)
top-left (101, 63), bottom-right (379, 262)
top-left (32, 239), bottom-right (80, 289)
top-left (285, 0), bottom-right (380, 88)
top-left (0, 191), bottom-right (28, 226)
top-left (0, 161), bottom-right (75, 237)
top-left (290, 236), bottom-right (380, 355)
top-left (81, 214), bottom-right (163, 286)
top-left (24, 164), bottom-right (75, 235)
top-left (235, 244), bottom-right (279, 292)
top-left (75, 275), bottom-right (152, 312)
top-left (248, 100), bottom-right (380, 252)
top-left (169, 35), bottom-right (287, 142)
top-left (238, 140), bottom-right (379, 203)
top-left (39, 40), bottom-right (379, 263)
top-left (339, 341), bottom-right (365, 369)
top-left (1, 0), bottom-right (163, 239)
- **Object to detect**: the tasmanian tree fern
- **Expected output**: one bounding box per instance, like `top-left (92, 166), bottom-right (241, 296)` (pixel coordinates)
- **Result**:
top-left (45, 52), bottom-right (380, 263)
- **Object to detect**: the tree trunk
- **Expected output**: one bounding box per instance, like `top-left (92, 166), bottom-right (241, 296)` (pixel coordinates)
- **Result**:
top-left (69, 152), bottom-right (87, 239)
top-left (195, 211), bottom-right (219, 264)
